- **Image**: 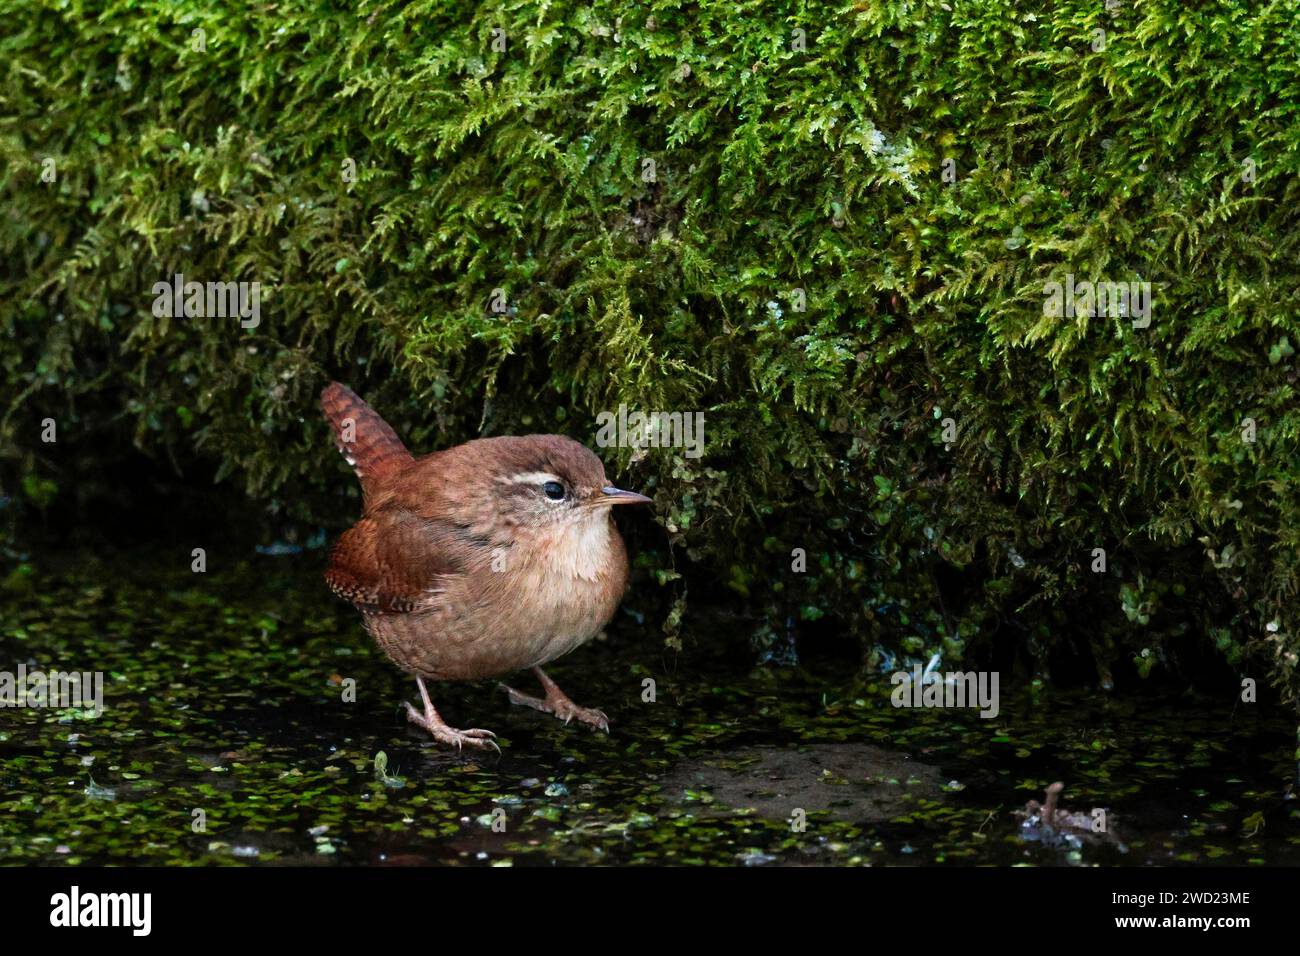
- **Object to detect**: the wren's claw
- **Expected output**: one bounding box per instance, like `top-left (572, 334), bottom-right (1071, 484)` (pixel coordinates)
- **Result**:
top-left (404, 677), bottom-right (501, 753)
top-left (553, 698), bottom-right (610, 733)
top-left (404, 701), bottom-right (500, 752)
top-left (500, 666), bottom-right (611, 734)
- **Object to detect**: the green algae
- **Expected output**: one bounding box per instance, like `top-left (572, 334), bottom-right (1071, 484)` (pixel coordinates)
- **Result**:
top-left (1, 551), bottom-right (1297, 867)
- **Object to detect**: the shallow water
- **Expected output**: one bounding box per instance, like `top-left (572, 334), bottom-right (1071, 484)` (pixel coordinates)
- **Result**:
top-left (2, 552), bottom-right (1297, 866)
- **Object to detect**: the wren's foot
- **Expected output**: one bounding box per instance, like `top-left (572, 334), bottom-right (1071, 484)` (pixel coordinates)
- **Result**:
top-left (499, 666), bottom-right (609, 733)
top-left (405, 677), bottom-right (499, 753)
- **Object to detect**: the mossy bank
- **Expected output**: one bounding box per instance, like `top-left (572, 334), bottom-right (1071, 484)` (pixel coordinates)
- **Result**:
top-left (3, 1), bottom-right (1300, 705)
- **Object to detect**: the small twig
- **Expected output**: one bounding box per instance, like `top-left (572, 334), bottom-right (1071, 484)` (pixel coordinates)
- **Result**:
top-left (1042, 781), bottom-right (1064, 828)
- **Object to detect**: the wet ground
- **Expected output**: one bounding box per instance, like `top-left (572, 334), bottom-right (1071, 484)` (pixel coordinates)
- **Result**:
top-left (1, 551), bottom-right (1298, 866)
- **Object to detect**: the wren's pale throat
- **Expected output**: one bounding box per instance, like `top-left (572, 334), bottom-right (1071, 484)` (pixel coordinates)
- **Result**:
top-left (320, 383), bottom-right (650, 751)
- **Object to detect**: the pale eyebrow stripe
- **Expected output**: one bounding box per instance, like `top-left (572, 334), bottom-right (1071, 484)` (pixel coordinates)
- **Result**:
top-left (497, 471), bottom-right (563, 486)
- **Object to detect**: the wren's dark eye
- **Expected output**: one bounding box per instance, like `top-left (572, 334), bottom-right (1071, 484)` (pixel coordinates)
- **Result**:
top-left (542, 481), bottom-right (566, 501)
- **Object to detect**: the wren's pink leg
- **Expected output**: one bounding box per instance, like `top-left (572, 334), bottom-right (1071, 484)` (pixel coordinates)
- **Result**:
top-left (499, 666), bottom-right (609, 733)
top-left (404, 677), bottom-right (499, 752)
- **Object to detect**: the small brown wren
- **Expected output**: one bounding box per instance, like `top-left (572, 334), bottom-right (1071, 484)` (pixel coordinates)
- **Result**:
top-left (320, 382), bottom-right (650, 751)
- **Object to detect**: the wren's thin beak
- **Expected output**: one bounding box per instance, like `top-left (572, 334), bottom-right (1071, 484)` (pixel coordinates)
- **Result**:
top-left (599, 486), bottom-right (652, 506)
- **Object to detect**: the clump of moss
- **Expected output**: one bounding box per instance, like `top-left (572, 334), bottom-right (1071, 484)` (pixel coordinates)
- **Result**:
top-left (3, 1), bottom-right (1300, 703)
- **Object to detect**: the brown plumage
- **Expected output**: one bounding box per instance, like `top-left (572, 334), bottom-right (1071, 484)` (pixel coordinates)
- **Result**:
top-left (320, 382), bottom-right (650, 750)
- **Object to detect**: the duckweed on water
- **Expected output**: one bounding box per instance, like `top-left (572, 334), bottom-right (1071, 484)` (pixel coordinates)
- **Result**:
top-left (1, 552), bottom-right (1297, 866)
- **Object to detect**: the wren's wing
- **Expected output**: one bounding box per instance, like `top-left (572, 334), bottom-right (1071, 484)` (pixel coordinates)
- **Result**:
top-left (325, 508), bottom-right (471, 614)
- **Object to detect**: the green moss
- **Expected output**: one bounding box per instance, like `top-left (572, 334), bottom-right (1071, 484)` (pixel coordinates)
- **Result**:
top-left (3, 1), bottom-right (1300, 698)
